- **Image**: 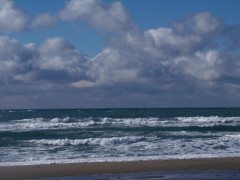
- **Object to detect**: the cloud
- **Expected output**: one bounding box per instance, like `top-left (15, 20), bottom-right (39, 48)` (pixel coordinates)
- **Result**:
top-left (58, 0), bottom-right (136, 33)
top-left (173, 50), bottom-right (224, 80)
top-left (0, 36), bottom-right (34, 81)
top-left (81, 10), bottom-right (240, 95)
top-left (18, 37), bottom-right (88, 85)
top-left (0, 36), bottom-right (89, 92)
top-left (173, 12), bottom-right (225, 36)
top-left (1, 0), bottom-right (240, 108)
top-left (36, 37), bottom-right (85, 73)
top-left (0, 0), bottom-right (29, 33)
top-left (32, 12), bottom-right (57, 28)
top-left (143, 28), bottom-right (201, 59)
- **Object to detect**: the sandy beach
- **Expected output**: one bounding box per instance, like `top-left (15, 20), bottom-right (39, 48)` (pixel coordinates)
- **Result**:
top-left (1, 157), bottom-right (240, 180)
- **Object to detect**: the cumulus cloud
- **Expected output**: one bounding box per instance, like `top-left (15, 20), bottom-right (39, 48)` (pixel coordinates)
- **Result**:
top-left (0, 36), bottom-right (33, 81)
top-left (1, 0), bottom-right (240, 108)
top-left (80, 10), bottom-right (240, 95)
top-left (32, 12), bottom-right (57, 28)
top-left (0, 0), bottom-right (29, 33)
top-left (58, 0), bottom-right (136, 33)
top-left (0, 36), bottom-right (88, 91)
top-left (36, 37), bottom-right (85, 72)
top-left (173, 12), bottom-right (225, 36)
top-left (173, 50), bottom-right (224, 80)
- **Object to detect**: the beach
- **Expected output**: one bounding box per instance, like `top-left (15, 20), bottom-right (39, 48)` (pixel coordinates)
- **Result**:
top-left (1, 157), bottom-right (240, 180)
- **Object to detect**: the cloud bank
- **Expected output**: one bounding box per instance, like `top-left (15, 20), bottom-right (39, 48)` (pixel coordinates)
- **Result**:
top-left (0, 0), bottom-right (240, 108)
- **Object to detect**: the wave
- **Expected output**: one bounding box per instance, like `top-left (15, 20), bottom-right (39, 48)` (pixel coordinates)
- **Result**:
top-left (28, 133), bottom-right (240, 147)
top-left (1, 116), bottom-right (240, 132)
top-left (50, 117), bottom-right (70, 123)
top-left (0, 117), bottom-right (100, 132)
top-left (101, 117), bottom-right (163, 126)
top-left (28, 136), bottom-right (143, 146)
top-left (177, 116), bottom-right (240, 124)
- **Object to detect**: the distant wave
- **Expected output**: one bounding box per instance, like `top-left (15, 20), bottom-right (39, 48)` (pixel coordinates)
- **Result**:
top-left (1, 116), bottom-right (240, 132)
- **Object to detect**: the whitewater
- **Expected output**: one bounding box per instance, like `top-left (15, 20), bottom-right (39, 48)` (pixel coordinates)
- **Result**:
top-left (1, 108), bottom-right (240, 166)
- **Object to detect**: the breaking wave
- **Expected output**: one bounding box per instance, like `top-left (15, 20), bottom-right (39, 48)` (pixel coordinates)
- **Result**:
top-left (29, 136), bottom-right (143, 146)
top-left (1, 116), bottom-right (240, 132)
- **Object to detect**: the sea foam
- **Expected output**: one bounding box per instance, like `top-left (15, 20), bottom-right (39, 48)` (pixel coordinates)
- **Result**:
top-left (28, 136), bottom-right (143, 146)
top-left (1, 116), bottom-right (240, 132)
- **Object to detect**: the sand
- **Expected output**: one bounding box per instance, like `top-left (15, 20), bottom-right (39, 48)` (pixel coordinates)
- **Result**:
top-left (1, 157), bottom-right (240, 180)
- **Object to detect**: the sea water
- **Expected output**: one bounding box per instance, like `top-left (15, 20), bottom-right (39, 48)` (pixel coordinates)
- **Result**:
top-left (1, 108), bottom-right (240, 166)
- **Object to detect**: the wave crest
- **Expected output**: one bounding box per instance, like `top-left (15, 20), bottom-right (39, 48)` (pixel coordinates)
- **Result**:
top-left (29, 136), bottom-right (143, 146)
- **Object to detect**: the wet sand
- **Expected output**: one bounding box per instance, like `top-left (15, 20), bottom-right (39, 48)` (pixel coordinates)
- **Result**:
top-left (1, 157), bottom-right (240, 180)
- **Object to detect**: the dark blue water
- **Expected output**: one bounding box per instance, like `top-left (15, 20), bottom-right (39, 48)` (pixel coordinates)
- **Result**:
top-left (1, 108), bottom-right (240, 166)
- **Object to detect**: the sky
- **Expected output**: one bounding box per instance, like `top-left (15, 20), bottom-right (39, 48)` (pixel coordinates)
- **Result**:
top-left (0, 0), bottom-right (240, 109)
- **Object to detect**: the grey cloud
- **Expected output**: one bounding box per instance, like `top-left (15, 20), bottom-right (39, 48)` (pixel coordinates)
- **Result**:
top-left (0, 0), bottom-right (29, 33)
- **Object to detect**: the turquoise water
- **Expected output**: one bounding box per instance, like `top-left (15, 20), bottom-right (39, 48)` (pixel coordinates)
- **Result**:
top-left (1, 108), bottom-right (240, 166)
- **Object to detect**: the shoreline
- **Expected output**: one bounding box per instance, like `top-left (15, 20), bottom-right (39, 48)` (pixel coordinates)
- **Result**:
top-left (1, 157), bottom-right (240, 180)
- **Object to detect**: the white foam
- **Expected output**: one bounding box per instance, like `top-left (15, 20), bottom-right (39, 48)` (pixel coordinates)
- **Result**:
top-left (101, 117), bottom-right (163, 126)
top-left (101, 116), bottom-right (240, 127)
top-left (0, 117), bottom-right (164, 132)
top-left (177, 116), bottom-right (240, 125)
top-left (0, 117), bottom-right (99, 132)
top-left (221, 134), bottom-right (240, 142)
top-left (50, 117), bottom-right (70, 123)
top-left (15, 132), bottom-right (240, 166)
top-left (2, 152), bottom-right (240, 167)
top-left (29, 136), bottom-right (143, 146)
top-left (1, 116), bottom-right (240, 132)
top-left (3, 114), bottom-right (240, 167)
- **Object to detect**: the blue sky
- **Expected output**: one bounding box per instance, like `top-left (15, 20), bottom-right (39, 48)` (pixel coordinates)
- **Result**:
top-left (0, 0), bottom-right (240, 108)
top-left (8, 0), bottom-right (240, 57)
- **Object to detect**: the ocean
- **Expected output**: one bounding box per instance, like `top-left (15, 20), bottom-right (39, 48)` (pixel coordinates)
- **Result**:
top-left (1, 108), bottom-right (240, 166)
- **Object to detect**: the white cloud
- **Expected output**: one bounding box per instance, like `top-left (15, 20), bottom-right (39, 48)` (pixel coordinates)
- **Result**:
top-left (0, 36), bottom-right (89, 87)
top-left (88, 10), bottom-right (240, 90)
top-left (32, 12), bottom-right (57, 28)
top-left (146, 28), bottom-right (203, 57)
top-left (174, 50), bottom-right (223, 80)
top-left (173, 12), bottom-right (224, 36)
top-left (36, 37), bottom-right (85, 73)
top-left (1, 10), bottom-right (236, 92)
top-left (1, 0), bottom-right (240, 108)
top-left (0, 36), bottom-right (31, 75)
top-left (0, 0), bottom-right (29, 33)
top-left (58, 0), bottom-right (135, 33)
